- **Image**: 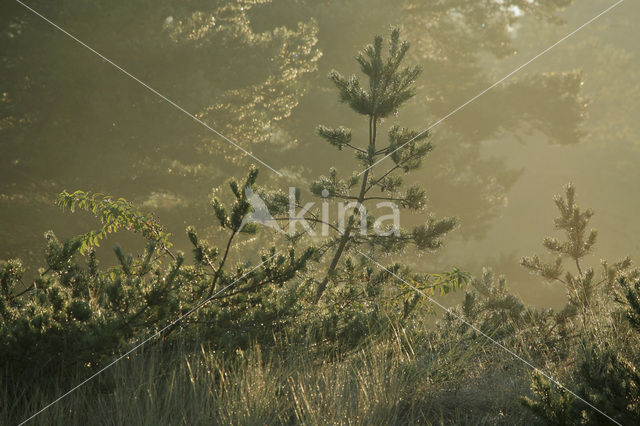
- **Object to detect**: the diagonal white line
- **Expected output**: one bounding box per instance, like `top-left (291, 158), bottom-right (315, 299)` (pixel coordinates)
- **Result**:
top-left (355, 249), bottom-right (621, 425)
top-left (358, 0), bottom-right (625, 176)
top-left (19, 251), bottom-right (283, 425)
top-left (14, 0), bottom-right (283, 177)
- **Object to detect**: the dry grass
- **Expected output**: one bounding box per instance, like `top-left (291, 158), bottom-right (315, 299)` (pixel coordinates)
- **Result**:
top-left (3, 325), bottom-right (543, 425)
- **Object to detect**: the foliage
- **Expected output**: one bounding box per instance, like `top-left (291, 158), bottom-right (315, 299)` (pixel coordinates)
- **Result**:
top-left (521, 371), bottom-right (576, 426)
top-left (0, 168), bottom-right (314, 389)
top-left (522, 276), bottom-right (640, 425)
top-left (0, 234), bottom-right (185, 386)
top-left (294, 259), bottom-right (471, 351)
top-left (308, 28), bottom-right (458, 302)
top-left (56, 190), bottom-right (173, 254)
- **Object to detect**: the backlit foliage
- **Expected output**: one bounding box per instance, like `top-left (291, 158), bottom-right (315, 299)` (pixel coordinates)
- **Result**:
top-left (311, 28), bottom-right (458, 302)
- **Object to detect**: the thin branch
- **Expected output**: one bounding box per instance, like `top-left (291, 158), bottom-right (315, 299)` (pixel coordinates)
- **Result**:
top-left (575, 258), bottom-right (583, 276)
top-left (209, 229), bottom-right (238, 297)
top-left (12, 282), bottom-right (34, 299)
top-left (344, 143), bottom-right (367, 154)
top-left (273, 216), bottom-right (343, 234)
top-left (362, 196), bottom-right (406, 202)
top-left (366, 164), bottom-right (401, 192)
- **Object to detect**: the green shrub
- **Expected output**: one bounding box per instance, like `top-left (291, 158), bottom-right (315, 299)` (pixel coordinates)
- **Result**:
top-left (0, 169), bottom-right (314, 390)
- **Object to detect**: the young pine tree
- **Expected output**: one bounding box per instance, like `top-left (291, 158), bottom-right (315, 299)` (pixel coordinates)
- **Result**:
top-left (311, 27), bottom-right (457, 302)
top-left (521, 184), bottom-right (638, 325)
top-left (520, 186), bottom-right (640, 424)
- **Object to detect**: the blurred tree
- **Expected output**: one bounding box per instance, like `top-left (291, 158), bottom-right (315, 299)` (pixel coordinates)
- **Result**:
top-left (0, 0), bottom-right (320, 263)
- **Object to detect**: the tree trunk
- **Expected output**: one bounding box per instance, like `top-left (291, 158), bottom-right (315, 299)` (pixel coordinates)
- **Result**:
top-left (314, 115), bottom-right (377, 303)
